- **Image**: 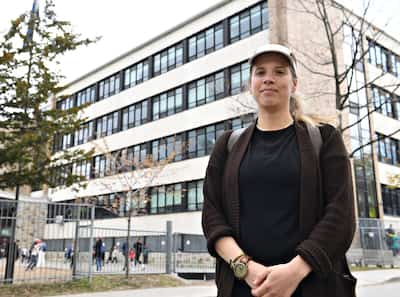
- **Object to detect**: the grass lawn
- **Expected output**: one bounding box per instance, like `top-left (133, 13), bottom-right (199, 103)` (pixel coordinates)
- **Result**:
top-left (350, 265), bottom-right (398, 271)
top-left (0, 274), bottom-right (185, 297)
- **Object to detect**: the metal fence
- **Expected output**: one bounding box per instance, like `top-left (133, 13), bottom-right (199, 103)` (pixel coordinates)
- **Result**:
top-left (0, 199), bottom-right (93, 284)
top-left (2, 198), bottom-right (400, 285)
top-left (346, 218), bottom-right (400, 267)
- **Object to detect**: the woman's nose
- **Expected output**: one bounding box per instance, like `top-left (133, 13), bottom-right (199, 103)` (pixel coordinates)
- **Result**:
top-left (262, 74), bottom-right (275, 84)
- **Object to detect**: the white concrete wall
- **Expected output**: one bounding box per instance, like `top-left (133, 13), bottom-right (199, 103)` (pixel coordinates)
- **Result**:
top-left (44, 210), bottom-right (203, 239)
top-left (69, 93), bottom-right (254, 157)
top-left (60, 0), bottom-right (263, 96)
top-left (49, 155), bottom-right (209, 201)
top-left (373, 113), bottom-right (400, 140)
top-left (79, 31), bottom-right (267, 121)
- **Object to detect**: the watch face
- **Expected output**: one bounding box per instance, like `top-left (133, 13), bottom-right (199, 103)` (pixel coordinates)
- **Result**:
top-left (234, 262), bottom-right (248, 279)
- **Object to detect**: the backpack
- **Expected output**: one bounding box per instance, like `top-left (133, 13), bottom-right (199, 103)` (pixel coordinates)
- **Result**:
top-left (227, 121), bottom-right (322, 157)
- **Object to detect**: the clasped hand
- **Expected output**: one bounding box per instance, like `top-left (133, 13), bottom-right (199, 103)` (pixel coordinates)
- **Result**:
top-left (244, 260), bottom-right (305, 297)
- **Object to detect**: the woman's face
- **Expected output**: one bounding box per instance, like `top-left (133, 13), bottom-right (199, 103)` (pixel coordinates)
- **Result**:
top-left (249, 53), bottom-right (297, 112)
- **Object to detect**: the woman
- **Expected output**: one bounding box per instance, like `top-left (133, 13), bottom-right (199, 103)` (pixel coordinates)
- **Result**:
top-left (202, 44), bottom-right (356, 297)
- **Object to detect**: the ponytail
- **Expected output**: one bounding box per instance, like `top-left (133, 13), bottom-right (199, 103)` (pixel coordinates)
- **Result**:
top-left (290, 94), bottom-right (333, 126)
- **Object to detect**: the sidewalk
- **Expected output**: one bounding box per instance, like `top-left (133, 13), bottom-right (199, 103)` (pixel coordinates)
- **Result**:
top-left (50, 269), bottom-right (400, 297)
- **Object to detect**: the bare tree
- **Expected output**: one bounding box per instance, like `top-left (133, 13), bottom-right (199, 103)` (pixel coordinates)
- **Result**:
top-left (89, 136), bottom-right (185, 277)
top-left (290, 0), bottom-right (399, 156)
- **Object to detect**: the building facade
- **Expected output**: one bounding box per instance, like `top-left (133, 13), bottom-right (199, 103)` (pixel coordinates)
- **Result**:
top-left (35, 0), bottom-right (400, 249)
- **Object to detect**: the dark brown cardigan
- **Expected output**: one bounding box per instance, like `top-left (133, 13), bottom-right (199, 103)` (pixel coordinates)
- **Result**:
top-left (202, 121), bottom-right (357, 297)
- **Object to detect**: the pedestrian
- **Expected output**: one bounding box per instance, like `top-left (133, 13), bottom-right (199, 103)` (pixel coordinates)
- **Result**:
top-left (385, 224), bottom-right (396, 254)
top-left (21, 247), bottom-right (28, 264)
top-left (111, 246), bottom-right (119, 263)
top-left (129, 248), bottom-right (135, 268)
top-left (94, 238), bottom-right (103, 272)
top-left (134, 239), bottom-right (143, 266)
top-left (202, 44), bottom-right (356, 297)
top-left (26, 240), bottom-right (40, 270)
top-left (392, 233), bottom-right (400, 257)
top-left (101, 241), bottom-right (106, 267)
top-left (37, 239), bottom-right (47, 267)
top-left (122, 241), bottom-right (128, 271)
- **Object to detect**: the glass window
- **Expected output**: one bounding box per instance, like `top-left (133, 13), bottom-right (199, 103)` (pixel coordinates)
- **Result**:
top-left (206, 77), bottom-right (215, 103)
top-left (128, 106), bottom-right (135, 128)
top-left (168, 47), bottom-right (175, 68)
top-left (197, 32), bottom-right (205, 58)
top-left (189, 37), bottom-right (196, 61)
top-left (154, 54), bottom-right (160, 74)
top-left (161, 52), bottom-right (168, 74)
top-left (141, 100), bottom-right (148, 123)
top-left (174, 184), bottom-right (182, 205)
top-left (137, 63), bottom-right (143, 82)
top-left (205, 28), bottom-right (214, 53)
top-left (188, 131), bottom-right (196, 158)
top-left (197, 79), bottom-right (206, 105)
top-left (206, 125), bottom-right (215, 154)
top-left (166, 186), bottom-right (174, 206)
top-left (240, 11), bottom-right (250, 38)
top-left (230, 16), bottom-right (239, 42)
top-left (158, 186), bottom-right (165, 209)
top-left (160, 93), bottom-right (167, 117)
top-left (122, 108), bottom-right (129, 131)
top-left (130, 66), bottom-right (137, 86)
top-left (135, 105), bottom-right (141, 126)
top-left (159, 139), bottom-right (166, 160)
top-left (176, 45), bottom-right (183, 66)
top-left (215, 72), bottom-right (224, 97)
top-left (230, 66), bottom-right (241, 95)
top-left (153, 97), bottom-right (160, 120)
top-left (197, 128), bottom-right (206, 157)
top-left (151, 189), bottom-right (157, 213)
top-left (167, 91), bottom-right (175, 115)
top-left (175, 88), bottom-right (183, 112)
top-left (197, 180), bottom-right (204, 207)
top-left (188, 182), bottom-right (196, 210)
top-left (174, 134), bottom-right (182, 161)
top-left (143, 61), bottom-right (149, 80)
top-left (215, 24), bottom-right (223, 49)
top-left (250, 5), bottom-right (261, 32)
top-left (188, 83), bottom-right (197, 108)
top-left (261, 2), bottom-right (268, 29)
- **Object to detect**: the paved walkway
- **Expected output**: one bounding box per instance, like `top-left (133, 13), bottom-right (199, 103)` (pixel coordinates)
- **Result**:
top-left (51, 269), bottom-right (400, 297)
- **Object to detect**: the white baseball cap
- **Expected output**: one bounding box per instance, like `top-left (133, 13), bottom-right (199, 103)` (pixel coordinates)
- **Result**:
top-left (248, 44), bottom-right (297, 76)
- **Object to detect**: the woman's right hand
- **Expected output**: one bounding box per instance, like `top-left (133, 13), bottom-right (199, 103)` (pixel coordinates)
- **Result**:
top-left (245, 260), bottom-right (270, 289)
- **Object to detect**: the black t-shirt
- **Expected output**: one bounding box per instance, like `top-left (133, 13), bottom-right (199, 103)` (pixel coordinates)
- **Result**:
top-left (233, 123), bottom-right (302, 297)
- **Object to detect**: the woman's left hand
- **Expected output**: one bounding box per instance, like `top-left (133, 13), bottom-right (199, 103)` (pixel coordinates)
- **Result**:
top-left (250, 256), bottom-right (311, 297)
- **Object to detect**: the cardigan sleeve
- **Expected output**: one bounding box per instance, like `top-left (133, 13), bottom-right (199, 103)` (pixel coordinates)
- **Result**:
top-left (202, 131), bottom-right (235, 258)
top-left (296, 125), bottom-right (356, 277)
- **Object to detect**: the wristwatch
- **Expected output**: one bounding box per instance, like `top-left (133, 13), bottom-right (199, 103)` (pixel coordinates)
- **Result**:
top-left (229, 253), bottom-right (251, 280)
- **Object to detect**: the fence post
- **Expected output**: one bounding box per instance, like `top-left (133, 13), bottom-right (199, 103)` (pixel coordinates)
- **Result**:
top-left (72, 205), bottom-right (81, 279)
top-left (166, 221), bottom-right (172, 274)
top-left (88, 205), bottom-right (95, 283)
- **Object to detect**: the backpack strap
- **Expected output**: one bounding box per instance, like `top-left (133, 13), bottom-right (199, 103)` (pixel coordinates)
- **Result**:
top-left (227, 127), bottom-right (246, 152)
top-left (227, 122), bottom-right (323, 157)
top-left (305, 122), bottom-right (323, 159)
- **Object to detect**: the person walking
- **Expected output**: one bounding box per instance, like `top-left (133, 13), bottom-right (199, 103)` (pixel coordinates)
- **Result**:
top-left (202, 44), bottom-right (356, 297)
top-left (94, 238), bottom-right (103, 272)
top-left (26, 240), bottom-right (40, 270)
top-left (134, 239), bottom-right (143, 266)
top-left (37, 239), bottom-right (47, 267)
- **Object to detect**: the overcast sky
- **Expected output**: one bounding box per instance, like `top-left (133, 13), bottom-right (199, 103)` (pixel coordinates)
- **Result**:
top-left (1, 0), bottom-right (399, 84)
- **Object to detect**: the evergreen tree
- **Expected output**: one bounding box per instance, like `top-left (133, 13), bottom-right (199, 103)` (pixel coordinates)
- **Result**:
top-left (0, 0), bottom-right (98, 191)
